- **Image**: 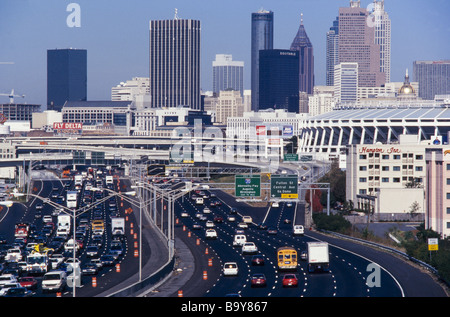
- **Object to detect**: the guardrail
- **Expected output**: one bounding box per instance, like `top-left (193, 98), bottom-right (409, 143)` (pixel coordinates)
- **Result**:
top-left (321, 229), bottom-right (449, 287)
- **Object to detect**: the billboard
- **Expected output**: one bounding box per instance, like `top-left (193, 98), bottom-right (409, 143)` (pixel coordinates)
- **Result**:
top-left (256, 125), bottom-right (266, 136)
top-left (53, 122), bottom-right (83, 134)
top-left (283, 125), bottom-right (293, 137)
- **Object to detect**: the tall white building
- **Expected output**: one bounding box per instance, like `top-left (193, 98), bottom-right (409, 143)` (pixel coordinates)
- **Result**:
top-left (308, 86), bottom-right (335, 116)
top-left (372, 0), bottom-right (391, 83)
top-left (334, 62), bottom-right (358, 105)
top-left (212, 54), bottom-right (244, 97)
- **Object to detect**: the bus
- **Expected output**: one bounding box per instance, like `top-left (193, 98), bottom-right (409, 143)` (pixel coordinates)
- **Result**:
top-left (277, 247), bottom-right (298, 270)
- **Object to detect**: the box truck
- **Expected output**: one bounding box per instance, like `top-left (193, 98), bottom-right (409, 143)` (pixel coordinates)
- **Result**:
top-left (111, 217), bottom-right (125, 236)
top-left (307, 241), bottom-right (330, 273)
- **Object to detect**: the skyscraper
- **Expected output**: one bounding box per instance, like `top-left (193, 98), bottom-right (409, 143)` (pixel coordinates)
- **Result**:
top-left (334, 62), bottom-right (358, 104)
top-left (47, 48), bottom-right (87, 112)
top-left (326, 17), bottom-right (339, 86)
top-left (338, 1), bottom-right (385, 87)
top-left (149, 17), bottom-right (201, 109)
top-left (212, 54), bottom-right (244, 97)
top-left (372, 0), bottom-right (391, 83)
top-left (258, 49), bottom-right (299, 113)
top-left (251, 9), bottom-right (274, 111)
top-left (290, 13), bottom-right (314, 95)
top-left (413, 61), bottom-right (450, 100)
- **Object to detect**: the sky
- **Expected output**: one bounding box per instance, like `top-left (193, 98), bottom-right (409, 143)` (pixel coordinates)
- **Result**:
top-left (0, 0), bottom-right (449, 108)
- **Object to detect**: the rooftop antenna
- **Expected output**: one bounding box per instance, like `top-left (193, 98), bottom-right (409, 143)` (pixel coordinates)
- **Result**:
top-left (174, 8), bottom-right (179, 20)
top-left (301, 12), bottom-right (303, 25)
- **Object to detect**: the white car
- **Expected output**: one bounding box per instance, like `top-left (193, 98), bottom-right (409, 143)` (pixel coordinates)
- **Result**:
top-left (233, 234), bottom-right (246, 246)
top-left (206, 220), bottom-right (215, 228)
top-left (0, 274), bottom-right (18, 287)
top-left (181, 212), bottom-right (189, 217)
top-left (205, 229), bottom-right (217, 239)
top-left (242, 216), bottom-right (252, 223)
top-left (43, 215), bottom-right (53, 223)
top-left (5, 248), bottom-right (22, 262)
top-left (237, 222), bottom-right (248, 229)
top-left (242, 242), bottom-right (258, 254)
top-left (223, 262), bottom-right (238, 276)
top-left (227, 215), bottom-right (236, 222)
top-left (272, 202), bottom-right (279, 208)
top-left (203, 207), bottom-right (211, 214)
top-left (293, 225), bottom-right (304, 235)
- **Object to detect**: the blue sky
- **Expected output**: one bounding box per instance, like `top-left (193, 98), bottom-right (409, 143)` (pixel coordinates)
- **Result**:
top-left (0, 0), bottom-right (449, 107)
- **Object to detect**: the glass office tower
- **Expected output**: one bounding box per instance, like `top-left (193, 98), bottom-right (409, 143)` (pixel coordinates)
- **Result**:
top-left (149, 18), bottom-right (201, 110)
top-left (251, 9), bottom-right (274, 111)
top-left (258, 49), bottom-right (299, 113)
top-left (47, 48), bottom-right (87, 112)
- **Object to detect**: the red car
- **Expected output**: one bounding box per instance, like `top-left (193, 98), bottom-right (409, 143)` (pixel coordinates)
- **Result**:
top-left (19, 277), bottom-right (38, 290)
top-left (282, 274), bottom-right (298, 287)
top-left (250, 274), bottom-right (267, 287)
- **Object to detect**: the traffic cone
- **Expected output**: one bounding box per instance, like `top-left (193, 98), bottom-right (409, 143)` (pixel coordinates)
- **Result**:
top-left (178, 290), bottom-right (183, 297)
top-left (92, 277), bottom-right (97, 287)
top-left (203, 271), bottom-right (208, 280)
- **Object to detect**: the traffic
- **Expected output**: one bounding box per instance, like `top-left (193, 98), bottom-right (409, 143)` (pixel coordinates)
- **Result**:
top-left (0, 167), bottom-right (139, 297)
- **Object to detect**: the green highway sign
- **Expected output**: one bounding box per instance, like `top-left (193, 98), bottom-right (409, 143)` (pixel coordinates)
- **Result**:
top-left (284, 153), bottom-right (299, 161)
top-left (270, 174), bottom-right (298, 199)
top-left (235, 175), bottom-right (261, 197)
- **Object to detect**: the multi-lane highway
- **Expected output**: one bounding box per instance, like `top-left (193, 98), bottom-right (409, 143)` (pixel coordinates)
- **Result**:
top-left (0, 168), bottom-right (447, 298)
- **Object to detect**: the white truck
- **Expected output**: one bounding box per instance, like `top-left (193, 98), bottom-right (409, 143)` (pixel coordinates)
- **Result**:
top-left (74, 174), bottom-right (83, 187)
top-left (57, 214), bottom-right (71, 237)
top-left (307, 241), bottom-right (330, 273)
top-left (111, 217), bottom-right (125, 237)
top-left (66, 191), bottom-right (78, 209)
top-left (26, 252), bottom-right (49, 274)
top-left (106, 175), bottom-right (114, 185)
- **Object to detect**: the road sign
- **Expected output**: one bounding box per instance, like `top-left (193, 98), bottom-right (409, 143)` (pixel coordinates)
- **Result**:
top-left (300, 155), bottom-right (313, 162)
top-left (284, 153), bottom-right (298, 161)
top-left (270, 174), bottom-right (298, 199)
top-left (428, 238), bottom-right (439, 251)
top-left (235, 175), bottom-right (261, 197)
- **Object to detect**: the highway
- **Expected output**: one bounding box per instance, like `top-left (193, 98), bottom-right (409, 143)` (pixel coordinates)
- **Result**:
top-left (0, 169), bottom-right (447, 298)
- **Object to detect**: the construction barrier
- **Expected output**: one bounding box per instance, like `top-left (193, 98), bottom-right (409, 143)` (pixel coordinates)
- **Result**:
top-left (205, 248), bottom-right (209, 255)
top-left (196, 238), bottom-right (200, 245)
top-left (203, 271), bottom-right (207, 280)
top-left (188, 231), bottom-right (191, 237)
top-left (116, 264), bottom-right (120, 273)
top-left (208, 258), bottom-right (212, 267)
top-left (56, 292), bottom-right (62, 297)
top-left (178, 290), bottom-right (183, 297)
top-left (92, 277), bottom-right (97, 287)
top-left (134, 249), bottom-right (139, 257)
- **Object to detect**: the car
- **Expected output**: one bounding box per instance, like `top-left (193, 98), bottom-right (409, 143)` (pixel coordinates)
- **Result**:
top-left (213, 216), bottom-right (223, 223)
top-left (232, 234), bottom-right (246, 246)
top-left (282, 274), bottom-right (298, 287)
top-left (227, 215), bottom-right (236, 222)
top-left (42, 215), bottom-right (53, 223)
top-left (0, 282), bottom-right (22, 296)
top-left (192, 223), bottom-right (202, 230)
top-left (85, 245), bottom-right (100, 257)
top-left (257, 223), bottom-right (268, 230)
top-left (82, 263), bottom-right (99, 275)
top-left (109, 243), bottom-right (123, 257)
top-left (205, 229), bottom-right (217, 239)
top-left (251, 254), bottom-right (265, 266)
top-left (242, 216), bottom-right (252, 223)
top-left (205, 220), bottom-right (214, 228)
top-left (181, 212), bottom-right (189, 218)
top-left (223, 262), bottom-right (238, 276)
top-left (230, 208), bottom-right (237, 214)
top-left (203, 207), bottom-right (211, 214)
top-left (0, 274), bottom-right (18, 287)
top-left (272, 202), bottom-right (279, 208)
top-left (286, 202), bottom-right (293, 207)
top-left (242, 242), bottom-right (258, 254)
top-left (3, 287), bottom-right (34, 297)
top-left (300, 251), bottom-right (308, 261)
top-left (41, 271), bottom-right (67, 293)
top-left (293, 225), bottom-right (304, 235)
top-left (267, 227), bottom-right (278, 235)
top-left (250, 273), bottom-right (267, 287)
top-left (100, 254), bottom-right (116, 266)
top-left (18, 276), bottom-right (38, 290)
top-left (237, 222), bottom-right (248, 229)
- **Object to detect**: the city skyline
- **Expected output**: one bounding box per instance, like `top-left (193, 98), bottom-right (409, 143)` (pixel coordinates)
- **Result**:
top-left (0, 0), bottom-right (449, 107)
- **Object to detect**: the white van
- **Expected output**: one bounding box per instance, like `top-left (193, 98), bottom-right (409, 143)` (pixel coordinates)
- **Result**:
top-left (196, 197), bottom-right (204, 205)
top-left (232, 234), bottom-right (247, 246)
top-left (293, 225), bottom-right (304, 236)
top-left (42, 271), bottom-right (67, 292)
